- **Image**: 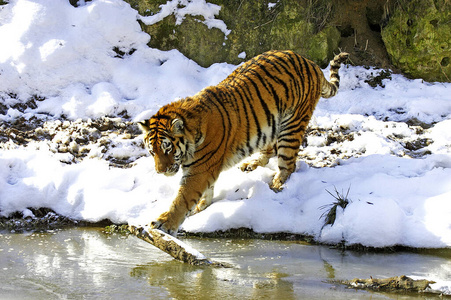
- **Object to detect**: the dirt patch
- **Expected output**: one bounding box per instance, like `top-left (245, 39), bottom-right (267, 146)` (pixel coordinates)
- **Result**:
top-left (0, 116), bottom-right (146, 167)
top-left (299, 116), bottom-right (433, 168)
top-left (331, 0), bottom-right (395, 70)
top-left (0, 207), bottom-right (103, 232)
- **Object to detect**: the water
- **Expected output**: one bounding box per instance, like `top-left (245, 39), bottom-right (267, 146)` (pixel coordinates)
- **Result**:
top-left (1, 228), bottom-right (450, 299)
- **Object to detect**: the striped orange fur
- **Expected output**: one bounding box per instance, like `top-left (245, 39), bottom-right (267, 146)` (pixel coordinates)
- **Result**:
top-left (138, 50), bottom-right (348, 234)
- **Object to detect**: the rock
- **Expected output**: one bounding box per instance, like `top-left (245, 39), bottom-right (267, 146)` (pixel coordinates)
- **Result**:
top-left (381, 0), bottom-right (451, 82)
top-left (129, 0), bottom-right (340, 68)
top-left (267, 1), bottom-right (340, 68)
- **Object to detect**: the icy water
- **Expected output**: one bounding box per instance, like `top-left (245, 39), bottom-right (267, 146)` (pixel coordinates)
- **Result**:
top-left (0, 228), bottom-right (450, 300)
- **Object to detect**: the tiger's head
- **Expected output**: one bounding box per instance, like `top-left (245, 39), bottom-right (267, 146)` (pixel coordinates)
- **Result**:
top-left (138, 116), bottom-right (187, 176)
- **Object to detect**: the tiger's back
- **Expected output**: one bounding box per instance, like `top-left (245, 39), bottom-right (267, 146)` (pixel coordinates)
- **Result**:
top-left (213, 50), bottom-right (327, 165)
top-left (139, 50), bottom-right (348, 235)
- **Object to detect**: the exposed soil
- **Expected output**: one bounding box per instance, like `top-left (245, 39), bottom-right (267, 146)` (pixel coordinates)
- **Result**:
top-left (331, 0), bottom-right (395, 70)
top-left (0, 207), bottom-right (114, 232)
top-left (0, 116), bottom-right (145, 167)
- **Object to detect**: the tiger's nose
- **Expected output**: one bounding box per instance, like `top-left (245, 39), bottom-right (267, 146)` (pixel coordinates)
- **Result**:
top-left (155, 163), bottom-right (166, 174)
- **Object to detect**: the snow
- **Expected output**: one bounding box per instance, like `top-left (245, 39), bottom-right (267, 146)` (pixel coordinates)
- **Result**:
top-left (139, 0), bottom-right (230, 36)
top-left (1, 0), bottom-right (451, 259)
top-left (149, 226), bottom-right (207, 260)
top-left (268, 3), bottom-right (278, 9)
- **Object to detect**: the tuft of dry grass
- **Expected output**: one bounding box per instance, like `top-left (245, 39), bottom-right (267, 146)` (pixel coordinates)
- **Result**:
top-left (319, 185), bottom-right (351, 229)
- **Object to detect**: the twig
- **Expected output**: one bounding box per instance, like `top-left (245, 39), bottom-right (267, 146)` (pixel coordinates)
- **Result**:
top-left (440, 64), bottom-right (450, 82)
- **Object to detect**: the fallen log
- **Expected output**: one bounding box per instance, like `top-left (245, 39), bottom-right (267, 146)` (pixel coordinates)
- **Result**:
top-left (336, 275), bottom-right (436, 294)
top-left (128, 225), bottom-right (232, 267)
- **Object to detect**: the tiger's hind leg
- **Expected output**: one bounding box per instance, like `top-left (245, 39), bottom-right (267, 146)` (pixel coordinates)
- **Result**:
top-left (240, 144), bottom-right (276, 172)
top-left (271, 142), bottom-right (300, 192)
top-left (270, 118), bottom-right (306, 192)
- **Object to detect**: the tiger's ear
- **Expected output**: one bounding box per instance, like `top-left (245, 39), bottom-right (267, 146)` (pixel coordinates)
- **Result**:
top-left (137, 120), bottom-right (151, 133)
top-left (171, 118), bottom-right (184, 135)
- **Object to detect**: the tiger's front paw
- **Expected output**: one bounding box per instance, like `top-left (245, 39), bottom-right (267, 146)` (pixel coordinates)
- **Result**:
top-left (149, 212), bottom-right (179, 236)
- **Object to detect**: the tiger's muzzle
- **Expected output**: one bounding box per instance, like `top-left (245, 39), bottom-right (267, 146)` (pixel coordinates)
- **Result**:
top-left (155, 162), bottom-right (180, 176)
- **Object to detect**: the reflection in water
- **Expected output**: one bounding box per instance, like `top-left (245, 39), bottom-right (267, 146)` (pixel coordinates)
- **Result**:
top-left (0, 228), bottom-right (450, 299)
top-left (132, 262), bottom-right (230, 300)
top-left (131, 261), bottom-right (295, 300)
top-left (251, 271), bottom-right (294, 300)
top-left (323, 260), bottom-right (336, 279)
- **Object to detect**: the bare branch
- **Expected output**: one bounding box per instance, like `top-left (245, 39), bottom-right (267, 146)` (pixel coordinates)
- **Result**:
top-left (128, 225), bottom-right (232, 268)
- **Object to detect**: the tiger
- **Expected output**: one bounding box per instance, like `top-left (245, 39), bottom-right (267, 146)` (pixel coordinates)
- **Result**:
top-left (138, 50), bottom-right (349, 235)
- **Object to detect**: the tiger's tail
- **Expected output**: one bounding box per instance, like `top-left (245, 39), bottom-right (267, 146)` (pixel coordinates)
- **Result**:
top-left (321, 52), bottom-right (349, 98)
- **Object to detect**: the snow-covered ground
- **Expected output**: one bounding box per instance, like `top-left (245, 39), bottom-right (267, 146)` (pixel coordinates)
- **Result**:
top-left (1, 0), bottom-right (451, 253)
